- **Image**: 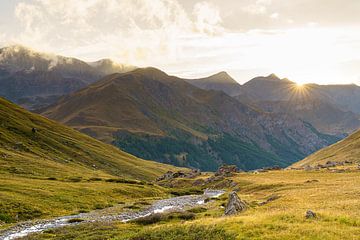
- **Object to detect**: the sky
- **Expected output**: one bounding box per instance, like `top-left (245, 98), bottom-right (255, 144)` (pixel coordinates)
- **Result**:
top-left (1, 0), bottom-right (360, 85)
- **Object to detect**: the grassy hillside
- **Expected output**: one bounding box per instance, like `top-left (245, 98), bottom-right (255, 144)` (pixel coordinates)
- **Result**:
top-left (23, 168), bottom-right (360, 240)
top-left (0, 97), bottom-right (177, 224)
top-left (292, 128), bottom-right (360, 167)
top-left (0, 97), bottom-right (175, 180)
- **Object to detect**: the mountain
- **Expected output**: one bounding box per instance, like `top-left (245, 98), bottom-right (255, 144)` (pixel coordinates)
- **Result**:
top-left (292, 128), bottom-right (360, 168)
top-left (186, 73), bottom-right (360, 136)
top-left (0, 45), bottom-right (135, 109)
top-left (238, 74), bottom-right (360, 114)
top-left (0, 97), bottom-right (175, 181)
top-left (185, 71), bottom-right (242, 96)
top-left (255, 99), bottom-right (360, 136)
top-left (41, 67), bottom-right (339, 171)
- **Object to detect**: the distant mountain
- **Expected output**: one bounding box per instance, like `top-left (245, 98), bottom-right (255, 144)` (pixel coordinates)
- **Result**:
top-left (0, 45), bottom-right (135, 109)
top-left (238, 74), bottom-right (360, 114)
top-left (185, 71), bottom-right (242, 96)
top-left (41, 68), bottom-right (338, 171)
top-left (186, 73), bottom-right (360, 136)
top-left (0, 97), bottom-right (175, 181)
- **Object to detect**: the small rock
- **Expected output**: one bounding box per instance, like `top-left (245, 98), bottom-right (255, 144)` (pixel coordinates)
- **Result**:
top-left (224, 191), bottom-right (247, 215)
top-left (305, 210), bottom-right (316, 219)
top-left (304, 165), bottom-right (313, 171)
top-left (304, 179), bottom-right (319, 184)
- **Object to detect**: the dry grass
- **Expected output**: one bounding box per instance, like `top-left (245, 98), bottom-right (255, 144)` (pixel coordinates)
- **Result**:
top-left (21, 169), bottom-right (360, 239)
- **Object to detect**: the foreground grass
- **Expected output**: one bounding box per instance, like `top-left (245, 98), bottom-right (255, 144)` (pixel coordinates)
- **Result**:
top-left (23, 169), bottom-right (360, 239)
top-left (0, 174), bottom-right (167, 226)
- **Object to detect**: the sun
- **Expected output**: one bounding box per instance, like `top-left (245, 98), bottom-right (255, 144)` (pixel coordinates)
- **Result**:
top-left (296, 82), bottom-right (304, 87)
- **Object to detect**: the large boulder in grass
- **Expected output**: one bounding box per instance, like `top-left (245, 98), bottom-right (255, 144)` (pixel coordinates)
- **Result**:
top-left (224, 191), bottom-right (247, 215)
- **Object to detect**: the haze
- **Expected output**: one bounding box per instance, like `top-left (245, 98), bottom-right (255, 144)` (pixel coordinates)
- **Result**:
top-left (1, 0), bottom-right (360, 84)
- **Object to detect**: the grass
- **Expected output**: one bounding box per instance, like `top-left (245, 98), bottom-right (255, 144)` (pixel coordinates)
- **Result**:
top-left (22, 168), bottom-right (360, 239)
top-left (0, 97), bottom-right (177, 181)
top-left (0, 174), bottom-right (167, 225)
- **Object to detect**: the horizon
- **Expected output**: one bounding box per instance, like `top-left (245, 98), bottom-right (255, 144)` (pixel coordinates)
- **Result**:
top-left (1, 0), bottom-right (360, 85)
top-left (1, 43), bottom-right (360, 88)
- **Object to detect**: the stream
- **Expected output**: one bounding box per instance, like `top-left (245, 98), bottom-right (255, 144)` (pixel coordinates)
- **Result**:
top-left (0, 189), bottom-right (225, 240)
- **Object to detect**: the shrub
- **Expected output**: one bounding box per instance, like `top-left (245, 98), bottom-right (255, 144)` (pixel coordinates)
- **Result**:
top-left (188, 207), bottom-right (207, 213)
top-left (88, 177), bottom-right (102, 181)
top-left (133, 213), bottom-right (163, 225)
top-left (67, 218), bottom-right (84, 223)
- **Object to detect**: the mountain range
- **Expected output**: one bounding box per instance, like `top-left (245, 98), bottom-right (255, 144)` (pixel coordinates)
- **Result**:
top-left (0, 45), bottom-right (135, 109)
top-left (1, 46), bottom-right (359, 171)
top-left (187, 73), bottom-right (360, 136)
top-left (40, 67), bottom-right (339, 171)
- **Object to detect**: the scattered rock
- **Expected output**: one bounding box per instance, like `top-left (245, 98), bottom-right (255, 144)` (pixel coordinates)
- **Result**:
top-left (215, 165), bottom-right (238, 177)
top-left (259, 194), bottom-right (280, 205)
top-left (304, 165), bottom-right (313, 171)
top-left (205, 175), bottom-right (224, 184)
top-left (305, 210), bottom-right (316, 219)
top-left (304, 179), bottom-right (319, 184)
top-left (262, 166), bottom-right (282, 171)
top-left (324, 161), bottom-right (337, 168)
top-left (156, 169), bottom-right (201, 181)
top-left (224, 191), bottom-right (247, 215)
top-left (31, 127), bottom-right (37, 134)
top-left (192, 179), bottom-right (205, 186)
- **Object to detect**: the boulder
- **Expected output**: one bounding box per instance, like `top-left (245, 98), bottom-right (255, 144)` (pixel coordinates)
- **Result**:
top-left (305, 210), bottom-right (316, 219)
top-left (224, 191), bottom-right (247, 215)
top-left (215, 165), bottom-right (238, 177)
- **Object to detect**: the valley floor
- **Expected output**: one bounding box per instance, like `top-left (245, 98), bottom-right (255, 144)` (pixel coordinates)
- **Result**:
top-left (2, 168), bottom-right (360, 239)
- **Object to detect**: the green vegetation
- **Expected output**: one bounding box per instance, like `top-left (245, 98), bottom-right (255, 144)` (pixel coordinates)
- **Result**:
top-left (114, 131), bottom-right (289, 171)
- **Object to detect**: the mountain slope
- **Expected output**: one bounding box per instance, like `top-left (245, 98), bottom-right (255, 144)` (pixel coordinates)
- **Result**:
top-left (41, 68), bottom-right (338, 171)
top-left (185, 71), bottom-right (242, 96)
top-left (0, 45), bottom-right (135, 109)
top-left (256, 99), bottom-right (360, 136)
top-left (0, 97), bottom-right (175, 181)
top-left (292, 128), bottom-right (360, 167)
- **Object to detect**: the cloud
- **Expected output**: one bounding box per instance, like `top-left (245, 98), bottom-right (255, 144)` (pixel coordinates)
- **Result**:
top-left (193, 1), bottom-right (223, 35)
top-left (242, 0), bottom-right (272, 15)
top-left (8, 0), bottom-right (224, 66)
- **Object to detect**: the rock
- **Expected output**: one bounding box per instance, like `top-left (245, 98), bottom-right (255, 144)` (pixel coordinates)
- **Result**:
top-left (305, 210), bottom-right (316, 219)
top-left (215, 165), bottom-right (238, 177)
top-left (304, 179), bottom-right (319, 184)
top-left (324, 161), bottom-right (337, 168)
top-left (156, 169), bottom-right (201, 181)
top-left (192, 179), bottom-right (205, 186)
top-left (262, 166), bottom-right (282, 171)
top-left (304, 165), bottom-right (313, 171)
top-left (224, 191), bottom-right (247, 215)
top-left (259, 194), bottom-right (280, 205)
